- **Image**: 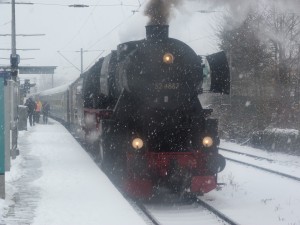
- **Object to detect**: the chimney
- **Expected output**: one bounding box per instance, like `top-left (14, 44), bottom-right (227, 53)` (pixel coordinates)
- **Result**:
top-left (146, 25), bottom-right (169, 40)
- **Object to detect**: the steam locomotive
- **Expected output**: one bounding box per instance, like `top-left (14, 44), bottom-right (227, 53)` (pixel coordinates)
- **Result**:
top-left (36, 25), bottom-right (230, 199)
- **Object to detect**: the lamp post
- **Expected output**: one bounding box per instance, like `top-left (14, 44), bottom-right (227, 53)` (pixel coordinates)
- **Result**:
top-left (11, 0), bottom-right (19, 81)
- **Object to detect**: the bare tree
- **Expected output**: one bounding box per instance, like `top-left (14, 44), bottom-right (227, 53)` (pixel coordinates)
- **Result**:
top-left (262, 6), bottom-right (300, 99)
top-left (216, 3), bottom-right (300, 143)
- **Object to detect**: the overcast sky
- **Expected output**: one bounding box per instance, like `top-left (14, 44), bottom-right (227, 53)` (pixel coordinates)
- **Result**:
top-left (1, 0), bottom-right (300, 90)
top-left (0, 0), bottom-right (223, 89)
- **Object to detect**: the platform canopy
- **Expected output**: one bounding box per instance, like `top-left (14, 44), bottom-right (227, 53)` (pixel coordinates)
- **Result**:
top-left (0, 66), bottom-right (57, 74)
top-left (19, 66), bottom-right (57, 74)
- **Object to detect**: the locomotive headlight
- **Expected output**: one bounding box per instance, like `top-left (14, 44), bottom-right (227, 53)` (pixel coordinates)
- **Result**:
top-left (132, 138), bottom-right (144, 150)
top-left (163, 53), bottom-right (174, 64)
top-left (202, 136), bottom-right (213, 148)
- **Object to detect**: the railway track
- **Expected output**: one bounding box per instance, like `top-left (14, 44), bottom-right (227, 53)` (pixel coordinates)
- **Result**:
top-left (128, 196), bottom-right (240, 225)
top-left (128, 147), bottom-right (300, 225)
top-left (220, 147), bottom-right (300, 182)
top-left (128, 200), bottom-right (160, 225)
top-left (219, 147), bottom-right (274, 162)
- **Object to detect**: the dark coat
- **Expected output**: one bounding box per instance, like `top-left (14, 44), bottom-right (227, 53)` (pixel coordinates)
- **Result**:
top-left (25, 98), bottom-right (36, 114)
top-left (42, 102), bottom-right (50, 114)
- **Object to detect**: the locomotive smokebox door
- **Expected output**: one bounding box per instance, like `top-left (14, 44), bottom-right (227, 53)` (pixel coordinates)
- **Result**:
top-left (203, 51), bottom-right (230, 94)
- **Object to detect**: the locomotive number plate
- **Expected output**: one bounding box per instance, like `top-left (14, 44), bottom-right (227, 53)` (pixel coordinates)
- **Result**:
top-left (154, 82), bottom-right (180, 90)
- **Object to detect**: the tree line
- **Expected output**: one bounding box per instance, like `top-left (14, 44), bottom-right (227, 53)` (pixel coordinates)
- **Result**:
top-left (212, 3), bottom-right (300, 150)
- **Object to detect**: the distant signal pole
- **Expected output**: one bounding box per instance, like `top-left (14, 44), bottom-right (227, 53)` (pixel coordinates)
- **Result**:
top-left (58, 49), bottom-right (104, 75)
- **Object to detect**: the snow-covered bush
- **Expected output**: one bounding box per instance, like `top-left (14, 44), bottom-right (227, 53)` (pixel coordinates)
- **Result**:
top-left (250, 128), bottom-right (300, 154)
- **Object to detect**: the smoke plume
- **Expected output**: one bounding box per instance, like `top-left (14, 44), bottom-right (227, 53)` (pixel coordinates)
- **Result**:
top-left (143, 0), bottom-right (255, 26)
top-left (144, 0), bottom-right (183, 25)
top-left (144, 0), bottom-right (300, 26)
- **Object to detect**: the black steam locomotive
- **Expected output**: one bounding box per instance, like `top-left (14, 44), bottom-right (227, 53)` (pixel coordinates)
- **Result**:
top-left (37, 25), bottom-right (230, 198)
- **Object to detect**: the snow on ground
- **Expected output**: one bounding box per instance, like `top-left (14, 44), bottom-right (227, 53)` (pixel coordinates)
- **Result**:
top-left (221, 140), bottom-right (300, 159)
top-left (201, 162), bottom-right (300, 225)
top-left (221, 140), bottom-right (300, 172)
top-left (0, 119), bottom-right (147, 225)
top-left (144, 203), bottom-right (228, 225)
top-left (0, 120), bottom-right (300, 225)
top-left (220, 141), bottom-right (300, 178)
top-left (200, 141), bottom-right (300, 225)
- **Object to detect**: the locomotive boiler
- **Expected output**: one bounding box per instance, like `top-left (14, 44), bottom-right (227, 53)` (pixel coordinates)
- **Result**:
top-left (80, 24), bottom-right (230, 198)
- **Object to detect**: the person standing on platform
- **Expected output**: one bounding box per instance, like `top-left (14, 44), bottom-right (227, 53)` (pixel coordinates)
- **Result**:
top-left (25, 97), bottom-right (36, 126)
top-left (42, 101), bottom-right (50, 124)
top-left (35, 99), bottom-right (42, 123)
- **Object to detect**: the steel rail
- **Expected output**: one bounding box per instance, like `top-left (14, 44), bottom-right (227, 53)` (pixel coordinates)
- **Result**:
top-left (225, 157), bottom-right (300, 182)
top-left (196, 198), bottom-right (240, 225)
top-left (219, 147), bottom-right (274, 162)
top-left (128, 200), bottom-right (161, 225)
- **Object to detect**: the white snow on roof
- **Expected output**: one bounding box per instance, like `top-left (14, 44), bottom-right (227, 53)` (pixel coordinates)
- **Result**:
top-left (264, 128), bottom-right (299, 136)
top-left (37, 82), bottom-right (73, 96)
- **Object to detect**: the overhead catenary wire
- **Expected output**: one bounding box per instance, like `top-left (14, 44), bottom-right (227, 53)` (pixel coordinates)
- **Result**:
top-left (59, 0), bottom-right (104, 51)
top-left (0, 48), bottom-right (40, 51)
top-left (57, 51), bottom-right (81, 72)
top-left (0, 21), bottom-right (11, 27)
top-left (55, 0), bottom-right (109, 71)
top-left (83, 50), bottom-right (105, 72)
top-left (87, 0), bottom-right (145, 50)
top-left (0, 1), bottom-right (139, 7)
top-left (8, 0), bottom-right (146, 80)
top-left (0, 34), bottom-right (45, 36)
top-left (57, 0), bottom-right (144, 74)
top-left (87, 14), bottom-right (135, 50)
top-left (59, 0), bottom-right (143, 51)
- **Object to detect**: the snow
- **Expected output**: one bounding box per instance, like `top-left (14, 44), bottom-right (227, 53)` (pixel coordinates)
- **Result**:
top-left (220, 141), bottom-right (300, 178)
top-left (0, 121), bottom-right (300, 224)
top-left (38, 83), bottom-right (71, 96)
top-left (1, 119), bottom-right (147, 225)
top-left (201, 140), bottom-right (300, 225)
top-left (264, 128), bottom-right (299, 136)
top-left (221, 140), bottom-right (300, 167)
top-left (201, 162), bottom-right (300, 225)
top-left (144, 203), bottom-right (226, 225)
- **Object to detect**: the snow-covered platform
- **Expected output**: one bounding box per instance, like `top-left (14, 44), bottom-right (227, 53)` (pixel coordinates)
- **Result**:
top-left (1, 119), bottom-right (146, 225)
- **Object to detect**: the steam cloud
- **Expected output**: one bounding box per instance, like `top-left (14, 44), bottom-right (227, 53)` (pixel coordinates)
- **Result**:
top-left (144, 0), bottom-right (300, 26)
